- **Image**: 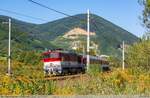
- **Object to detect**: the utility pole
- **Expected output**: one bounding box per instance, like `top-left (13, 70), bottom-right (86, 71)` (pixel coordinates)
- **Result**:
top-left (8, 18), bottom-right (11, 75)
top-left (122, 41), bottom-right (125, 70)
top-left (87, 9), bottom-right (90, 71)
top-left (82, 45), bottom-right (85, 55)
top-left (2, 18), bottom-right (11, 75)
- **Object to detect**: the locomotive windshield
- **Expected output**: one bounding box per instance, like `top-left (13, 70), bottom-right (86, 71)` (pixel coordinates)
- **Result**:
top-left (43, 52), bottom-right (59, 59)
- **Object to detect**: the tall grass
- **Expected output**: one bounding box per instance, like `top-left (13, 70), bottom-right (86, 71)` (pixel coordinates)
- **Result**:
top-left (54, 68), bottom-right (150, 95)
top-left (0, 60), bottom-right (150, 95)
top-left (87, 64), bottom-right (101, 75)
top-left (0, 75), bottom-right (56, 95)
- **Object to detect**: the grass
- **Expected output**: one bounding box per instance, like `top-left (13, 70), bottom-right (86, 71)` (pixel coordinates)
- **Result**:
top-left (0, 60), bottom-right (150, 95)
top-left (54, 68), bottom-right (150, 95)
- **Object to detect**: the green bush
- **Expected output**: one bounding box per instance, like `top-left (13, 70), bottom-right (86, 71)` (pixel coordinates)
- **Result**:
top-left (126, 40), bottom-right (150, 69)
top-left (12, 51), bottom-right (42, 66)
top-left (88, 64), bottom-right (101, 75)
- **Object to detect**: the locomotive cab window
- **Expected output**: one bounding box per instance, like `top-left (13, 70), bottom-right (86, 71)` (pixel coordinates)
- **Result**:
top-left (50, 53), bottom-right (59, 58)
top-left (43, 53), bottom-right (59, 59)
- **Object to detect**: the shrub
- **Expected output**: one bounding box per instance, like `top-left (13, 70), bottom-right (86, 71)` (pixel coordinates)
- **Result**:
top-left (126, 40), bottom-right (150, 69)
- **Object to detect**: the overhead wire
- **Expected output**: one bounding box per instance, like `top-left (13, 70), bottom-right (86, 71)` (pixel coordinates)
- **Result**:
top-left (0, 8), bottom-right (46, 42)
top-left (28, 0), bottom-right (107, 39)
top-left (28, 0), bottom-right (112, 49)
top-left (0, 8), bottom-right (47, 22)
top-left (28, 0), bottom-right (86, 22)
top-left (1, 0), bottom-right (110, 49)
top-left (0, 8), bottom-right (72, 42)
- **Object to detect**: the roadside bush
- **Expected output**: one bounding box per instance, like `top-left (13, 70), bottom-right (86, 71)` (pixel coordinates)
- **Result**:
top-left (88, 64), bottom-right (101, 76)
top-left (126, 40), bottom-right (150, 69)
top-left (12, 51), bottom-right (42, 66)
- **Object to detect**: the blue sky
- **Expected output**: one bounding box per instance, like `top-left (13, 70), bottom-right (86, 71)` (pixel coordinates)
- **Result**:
top-left (0, 0), bottom-right (146, 37)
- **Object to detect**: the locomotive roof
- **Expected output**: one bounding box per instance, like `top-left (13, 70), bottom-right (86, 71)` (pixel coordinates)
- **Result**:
top-left (43, 50), bottom-right (109, 61)
top-left (43, 50), bottom-right (77, 55)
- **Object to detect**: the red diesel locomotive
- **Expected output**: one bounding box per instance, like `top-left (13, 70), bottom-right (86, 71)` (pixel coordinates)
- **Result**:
top-left (42, 50), bottom-right (109, 75)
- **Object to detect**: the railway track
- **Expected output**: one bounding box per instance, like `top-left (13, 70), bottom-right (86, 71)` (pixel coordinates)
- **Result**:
top-left (44, 74), bottom-right (86, 81)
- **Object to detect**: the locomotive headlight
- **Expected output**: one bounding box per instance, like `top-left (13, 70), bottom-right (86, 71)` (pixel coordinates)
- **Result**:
top-left (49, 63), bottom-right (53, 67)
top-left (46, 65), bottom-right (49, 69)
top-left (53, 65), bottom-right (57, 68)
top-left (44, 64), bottom-right (49, 69)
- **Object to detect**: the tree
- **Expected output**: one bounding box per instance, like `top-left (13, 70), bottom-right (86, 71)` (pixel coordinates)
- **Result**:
top-left (139, 0), bottom-right (150, 40)
top-left (139, 0), bottom-right (150, 29)
top-left (142, 32), bottom-right (150, 40)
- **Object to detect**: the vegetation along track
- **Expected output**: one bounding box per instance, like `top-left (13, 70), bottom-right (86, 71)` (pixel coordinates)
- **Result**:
top-left (44, 74), bottom-right (86, 81)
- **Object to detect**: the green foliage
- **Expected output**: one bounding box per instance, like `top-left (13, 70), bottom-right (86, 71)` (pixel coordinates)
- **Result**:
top-left (88, 64), bottom-right (101, 76)
top-left (0, 57), bottom-right (150, 95)
top-left (139, 0), bottom-right (150, 29)
top-left (54, 68), bottom-right (150, 95)
top-left (108, 56), bottom-right (121, 68)
top-left (142, 32), bottom-right (150, 40)
top-left (126, 40), bottom-right (150, 69)
top-left (0, 75), bottom-right (56, 95)
top-left (12, 51), bottom-right (42, 65)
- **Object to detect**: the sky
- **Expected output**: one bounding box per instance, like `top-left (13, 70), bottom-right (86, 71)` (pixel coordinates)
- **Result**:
top-left (0, 0), bottom-right (146, 37)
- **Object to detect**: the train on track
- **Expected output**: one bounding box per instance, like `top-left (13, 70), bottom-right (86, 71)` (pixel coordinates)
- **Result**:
top-left (42, 49), bottom-right (109, 76)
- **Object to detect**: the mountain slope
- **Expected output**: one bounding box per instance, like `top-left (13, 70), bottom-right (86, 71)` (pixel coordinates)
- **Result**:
top-left (0, 15), bottom-right (57, 56)
top-left (31, 14), bottom-right (139, 55)
top-left (0, 14), bottom-right (139, 57)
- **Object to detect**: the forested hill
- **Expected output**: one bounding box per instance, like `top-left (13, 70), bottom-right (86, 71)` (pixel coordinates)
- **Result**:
top-left (0, 14), bottom-right (139, 56)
